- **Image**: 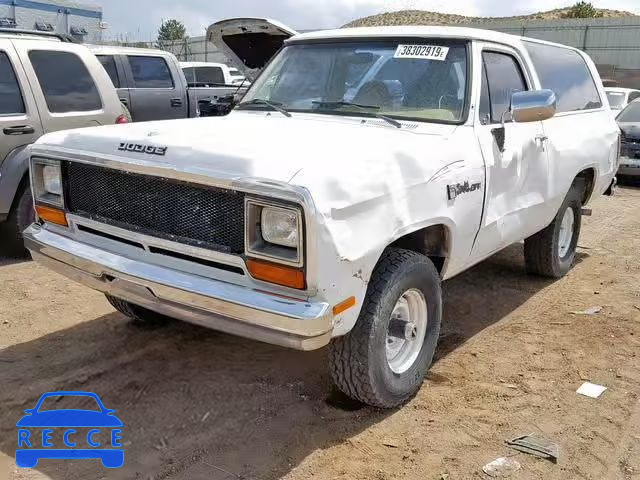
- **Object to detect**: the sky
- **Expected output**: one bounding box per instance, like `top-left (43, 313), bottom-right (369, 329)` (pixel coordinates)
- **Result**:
top-left (102, 0), bottom-right (640, 41)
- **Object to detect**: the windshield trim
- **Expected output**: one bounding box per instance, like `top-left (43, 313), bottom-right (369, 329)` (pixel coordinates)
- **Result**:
top-left (235, 37), bottom-right (473, 126)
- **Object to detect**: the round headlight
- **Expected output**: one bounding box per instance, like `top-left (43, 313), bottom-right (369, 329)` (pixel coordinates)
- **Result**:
top-left (261, 207), bottom-right (298, 248)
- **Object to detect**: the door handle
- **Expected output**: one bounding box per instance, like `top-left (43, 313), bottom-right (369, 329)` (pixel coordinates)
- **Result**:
top-left (119, 98), bottom-right (128, 106)
top-left (170, 98), bottom-right (183, 107)
top-left (3, 125), bottom-right (35, 135)
top-left (535, 134), bottom-right (548, 151)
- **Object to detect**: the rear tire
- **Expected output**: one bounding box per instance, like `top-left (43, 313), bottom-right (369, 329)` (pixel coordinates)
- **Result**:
top-left (524, 182), bottom-right (583, 278)
top-left (0, 182), bottom-right (34, 258)
top-left (329, 248), bottom-right (442, 409)
top-left (105, 295), bottom-right (171, 326)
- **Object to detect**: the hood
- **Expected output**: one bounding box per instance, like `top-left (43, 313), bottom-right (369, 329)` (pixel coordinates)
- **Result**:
top-left (35, 113), bottom-right (459, 201)
top-left (207, 18), bottom-right (297, 81)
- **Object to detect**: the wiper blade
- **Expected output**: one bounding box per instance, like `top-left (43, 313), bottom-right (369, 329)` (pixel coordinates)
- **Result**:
top-left (237, 98), bottom-right (291, 118)
top-left (312, 101), bottom-right (402, 129)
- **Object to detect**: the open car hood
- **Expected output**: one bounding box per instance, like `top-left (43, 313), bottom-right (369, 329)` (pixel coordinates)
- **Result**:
top-left (618, 122), bottom-right (640, 139)
top-left (207, 18), bottom-right (297, 81)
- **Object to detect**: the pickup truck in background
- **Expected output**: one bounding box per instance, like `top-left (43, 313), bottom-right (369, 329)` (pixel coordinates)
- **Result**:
top-left (90, 46), bottom-right (245, 121)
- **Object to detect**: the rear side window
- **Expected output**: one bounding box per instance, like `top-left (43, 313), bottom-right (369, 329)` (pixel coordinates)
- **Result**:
top-left (525, 42), bottom-right (602, 113)
top-left (128, 56), bottom-right (173, 88)
top-left (97, 55), bottom-right (120, 88)
top-left (0, 51), bottom-right (25, 115)
top-left (183, 66), bottom-right (225, 86)
top-left (194, 67), bottom-right (224, 85)
top-left (481, 51), bottom-right (527, 124)
top-left (29, 50), bottom-right (102, 113)
top-left (629, 91), bottom-right (640, 103)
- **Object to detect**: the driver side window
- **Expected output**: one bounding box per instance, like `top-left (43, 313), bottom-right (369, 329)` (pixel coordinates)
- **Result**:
top-left (479, 51), bottom-right (527, 124)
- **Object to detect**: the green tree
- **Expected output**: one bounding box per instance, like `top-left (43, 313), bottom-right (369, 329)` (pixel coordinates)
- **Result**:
top-left (563, 1), bottom-right (604, 18)
top-left (157, 19), bottom-right (187, 42)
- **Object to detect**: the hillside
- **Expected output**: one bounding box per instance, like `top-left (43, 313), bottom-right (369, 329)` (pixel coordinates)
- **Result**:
top-left (343, 6), bottom-right (635, 28)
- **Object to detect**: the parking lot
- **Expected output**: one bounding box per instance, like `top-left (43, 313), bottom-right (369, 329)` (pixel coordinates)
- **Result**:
top-left (0, 185), bottom-right (637, 480)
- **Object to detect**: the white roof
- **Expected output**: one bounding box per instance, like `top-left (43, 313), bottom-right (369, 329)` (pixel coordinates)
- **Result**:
top-left (85, 44), bottom-right (171, 56)
top-left (290, 25), bottom-right (572, 50)
top-left (0, 32), bottom-right (62, 42)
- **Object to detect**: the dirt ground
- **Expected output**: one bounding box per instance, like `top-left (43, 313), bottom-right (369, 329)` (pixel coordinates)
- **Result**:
top-left (1, 186), bottom-right (639, 480)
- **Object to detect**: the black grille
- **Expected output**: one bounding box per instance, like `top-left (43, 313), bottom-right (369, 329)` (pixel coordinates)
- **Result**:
top-left (64, 162), bottom-right (245, 254)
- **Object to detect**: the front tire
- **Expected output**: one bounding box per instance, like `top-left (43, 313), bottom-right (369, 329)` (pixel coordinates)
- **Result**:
top-left (524, 182), bottom-right (583, 278)
top-left (329, 248), bottom-right (442, 409)
top-left (105, 295), bottom-right (171, 326)
top-left (0, 182), bottom-right (34, 258)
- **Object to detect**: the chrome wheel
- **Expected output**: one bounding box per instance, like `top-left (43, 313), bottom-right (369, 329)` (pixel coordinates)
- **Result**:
top-left (558, 207), bottom-right (575, 258)
top-left (386, 289), bottom-right (428, 374)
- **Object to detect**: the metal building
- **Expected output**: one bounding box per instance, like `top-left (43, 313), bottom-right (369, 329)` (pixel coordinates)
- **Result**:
top-left (463, 16), bottom-right (640, 88)
top-left (0, 0), bottom-right (104, 43)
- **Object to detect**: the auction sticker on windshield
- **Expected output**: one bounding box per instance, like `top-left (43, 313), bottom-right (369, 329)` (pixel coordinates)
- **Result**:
top-left (394, 45), bottom-right (449, 61)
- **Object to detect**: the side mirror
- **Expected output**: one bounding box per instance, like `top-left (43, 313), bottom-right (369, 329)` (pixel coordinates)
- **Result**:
top-left (511, 89), bottom-right (557, 123)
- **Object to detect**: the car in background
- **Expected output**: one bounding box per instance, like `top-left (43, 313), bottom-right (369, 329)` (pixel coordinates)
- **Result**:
top-left (208, 18), bottom-right (298, 83)
top-left (605, 87), bottom-right (640, 115)
top-left (0, 29), bottom-right (126, 257)
top-left (89, 45), bottom-right (197, 122)
top-left (616, 99), bottom-right (640, 178)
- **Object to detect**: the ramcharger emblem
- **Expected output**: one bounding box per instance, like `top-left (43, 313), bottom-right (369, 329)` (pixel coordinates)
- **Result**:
top-left (118, 143), bottom-right (167, 156)
top-left (447, 181), bottom-right (482, 200)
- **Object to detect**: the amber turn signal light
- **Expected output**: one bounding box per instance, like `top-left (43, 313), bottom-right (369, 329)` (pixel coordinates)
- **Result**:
top-left (246, 259), bottom-right (305, 289)
top-left (333, 296), bottom-right (356, 316)
top-left (35, 205), bottom-right (67, 227)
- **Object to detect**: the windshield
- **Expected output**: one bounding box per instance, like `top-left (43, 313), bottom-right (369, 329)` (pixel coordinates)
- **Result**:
top-left (606, 92), bottom-right (626, 110)
top-left (240, 40), bottom-right (469, 123)
top-left (617, 101), bottom-right (640, 122)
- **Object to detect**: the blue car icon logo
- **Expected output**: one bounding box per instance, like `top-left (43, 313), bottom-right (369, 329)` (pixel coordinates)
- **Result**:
top-left (16, 391), bottom-right (123, 468)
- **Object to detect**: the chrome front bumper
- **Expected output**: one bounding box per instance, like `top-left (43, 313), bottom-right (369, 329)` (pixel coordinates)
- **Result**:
top-left (24, 225), bottom-right (333, 351)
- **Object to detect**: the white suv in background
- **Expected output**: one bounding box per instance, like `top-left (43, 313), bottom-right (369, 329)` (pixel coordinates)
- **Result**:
top-left (0, 29), bottom-right (125, 256)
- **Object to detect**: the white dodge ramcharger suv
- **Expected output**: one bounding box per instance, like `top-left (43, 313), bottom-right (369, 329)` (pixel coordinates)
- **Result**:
top-left (25, 21), bottom-right (620, 408)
